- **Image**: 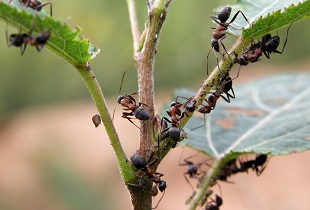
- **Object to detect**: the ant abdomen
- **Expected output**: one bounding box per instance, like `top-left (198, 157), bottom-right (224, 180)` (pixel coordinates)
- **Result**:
top-left (166, 126), bottom-right (180, 142)
top-left (264, 35), bottom-right (280, 52)
top-left (130, 153), bottom-right (147, 169)
top-left (217, 6), bottom-right (231, 23)
top-left (134, 107), bottom-right (150, 120)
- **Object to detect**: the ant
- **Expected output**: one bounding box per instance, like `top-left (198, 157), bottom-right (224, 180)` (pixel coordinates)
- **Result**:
top-left (235, 20), bottom-right (293, 67)
top-left (238, 154), bottom-right (268, 176)
top-left (8, 0), bottom-right (53, 16)
top-left (160, 101), bottom-right (187, 145)
top-left (191, 73), bottom-right (235, 131)
top-left (178, 152), bottom-right (210, 191)
top-left (6, 23), bottom-right (50, 55)
top-left (204, 194), bottom-right (223, 210)
top-left (115, 72), bottom-right (151, 129)
top-left (130, 153), bottom-right (166, 209)
top-left (207, 6), bottom-right (251, 74)
top-left (92, 114), bottom-right (101, 127)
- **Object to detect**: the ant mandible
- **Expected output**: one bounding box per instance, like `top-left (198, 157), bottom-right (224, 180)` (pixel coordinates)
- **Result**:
top-left (6, 23), bottom-right (50, 55)
top-left (129, 153), bottom-right (167, 209)
top-left (8, 0), bottom-right (53, 16)
top-left (115, 72), bottom-right (151, 129)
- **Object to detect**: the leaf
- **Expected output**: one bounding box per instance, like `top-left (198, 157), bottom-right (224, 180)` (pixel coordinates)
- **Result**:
top-left (173, 74), bottom-right (310, 158)
top-left (0, 1), bottom-right (100, 67)
top-left (213, 0), bottom-right (310, 40)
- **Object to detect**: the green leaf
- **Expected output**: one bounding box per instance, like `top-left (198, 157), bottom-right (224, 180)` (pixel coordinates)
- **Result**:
top-left (174, 74), bottom-right (310, 157)
top-left (0, 1), bottom-right (100, 67)
top-left (214, 0), bottom-right (310, 40)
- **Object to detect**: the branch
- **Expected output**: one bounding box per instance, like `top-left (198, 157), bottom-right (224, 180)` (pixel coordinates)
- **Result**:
top-left (126, 0), bottom-right (140, 52)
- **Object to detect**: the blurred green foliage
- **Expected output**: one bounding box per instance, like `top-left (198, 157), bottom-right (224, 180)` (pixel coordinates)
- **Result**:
top-left (0, 0), bottom-right (309, 121)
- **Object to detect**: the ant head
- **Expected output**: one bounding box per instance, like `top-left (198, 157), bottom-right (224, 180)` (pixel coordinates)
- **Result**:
top-left (211, 39), bottom-right (219, 51)
top-left (215, 194), bottom-right (223, 206)
top-left (130, 153), bottom-right (147, 169)
top-left (218, 6), bottom-right (232, 23)
top-left (238, 55), bottom-right (249, 66)
top-left (36, 30), bottom-right (50, 45)
top-left (158, 180), bottom-right (167, 192)
top-left (117, 95), bottom-right (124, 104)
top-left (170, 101), bottom-right (177, 107)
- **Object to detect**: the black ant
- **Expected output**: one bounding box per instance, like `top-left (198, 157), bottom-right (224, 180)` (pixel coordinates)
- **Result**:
top-left (6, 23), bottom-right (50, 55)
top-left (178, 153), bottom-right (210, 191)
top-left (160, 101), bottom-right (187, 145)
top-left (235, 20), bottom-right (293, 67)
top-left (130, 153), bottom-right (166, 209)
top-left (92, 114), bottom-right (101, 127)
top-left (204, 194), bottom-right (223, 210)
top-left (114, 72), bottom-right (151, 129)
top-left (207, 6), bottom-right (251, 74)
top-left (8, 0), bottom-right (53, 16)
top-left (191, 73), bottom-right (235, 131)
top-left (238, 154), bottom-right (268, 176)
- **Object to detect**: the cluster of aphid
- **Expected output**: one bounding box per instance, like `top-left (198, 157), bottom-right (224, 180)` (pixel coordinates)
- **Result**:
top-left (6, 0), bottom-right (52, 55)
top-left (96, 4), bottom-right (291, 209)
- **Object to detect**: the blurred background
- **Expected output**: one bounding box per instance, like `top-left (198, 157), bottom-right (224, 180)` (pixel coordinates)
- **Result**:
top-left (0, 0), bottom-right (310, 209)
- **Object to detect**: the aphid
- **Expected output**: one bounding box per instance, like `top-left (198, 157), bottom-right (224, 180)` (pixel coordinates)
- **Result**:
top-left (92, 114), bottom-right (101, 127)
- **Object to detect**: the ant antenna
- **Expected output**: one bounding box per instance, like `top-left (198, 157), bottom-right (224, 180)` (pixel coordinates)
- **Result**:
top-left (112, 71), bottom-right (127, 121)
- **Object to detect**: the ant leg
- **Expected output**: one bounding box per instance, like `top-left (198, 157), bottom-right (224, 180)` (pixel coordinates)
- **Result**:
top-left (228, 10), bottom-right (251, 28)
top-left (20, 43), bottom-right (27, 55)
top-left (5, 22), bottom-right (12, 47)
top-left (122, 113), bottom-right (141, 129)
top-left (36, 2), bottom-right (53, 17)
top-left (151, 189), bottom-right (166, 209)
top-left (190, 112), bottom-right (206, 131)
top-left (206, 48), bottom-right (212, 75)
top-left (183, 173), bottom-right (195, 191)
top-left (165, 0), bottom-right (173, 8)
top-left (278, 22), bottom-right (293, 54)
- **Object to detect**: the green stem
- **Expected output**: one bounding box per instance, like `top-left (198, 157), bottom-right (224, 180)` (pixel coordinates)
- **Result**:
top-left (188, 159), bottom-right (222, 210)
top-left (76, 64), bottom-right (136, 183)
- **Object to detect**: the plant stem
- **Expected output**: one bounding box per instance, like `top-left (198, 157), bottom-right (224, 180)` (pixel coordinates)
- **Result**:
top-left (188, 159), bottom-right (222, 210)
top-left (127, 0), bottom-right (140, 52)
top-left (76, 64), bottom-right (136, 183)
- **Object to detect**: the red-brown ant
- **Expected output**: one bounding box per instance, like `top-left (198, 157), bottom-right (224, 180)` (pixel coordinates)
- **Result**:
top-left (6, 23), bottom-right (50, 55)
top-left (115, 72), bottom-right (151, 129)
top-left (191, 73), bottom-right (235, 131)
top-left (160, 101), bottom-right (187, 145)
top-left (207, 6), bottom-right (251, 74)
top-left (8, 0), bottom-right (53, 16)
top-left (178, 153), bottom-right (210, 191)
top-left (235, 21), bottom-right (293, 67)
top-left (130, 153), bottom-right (166, 209)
